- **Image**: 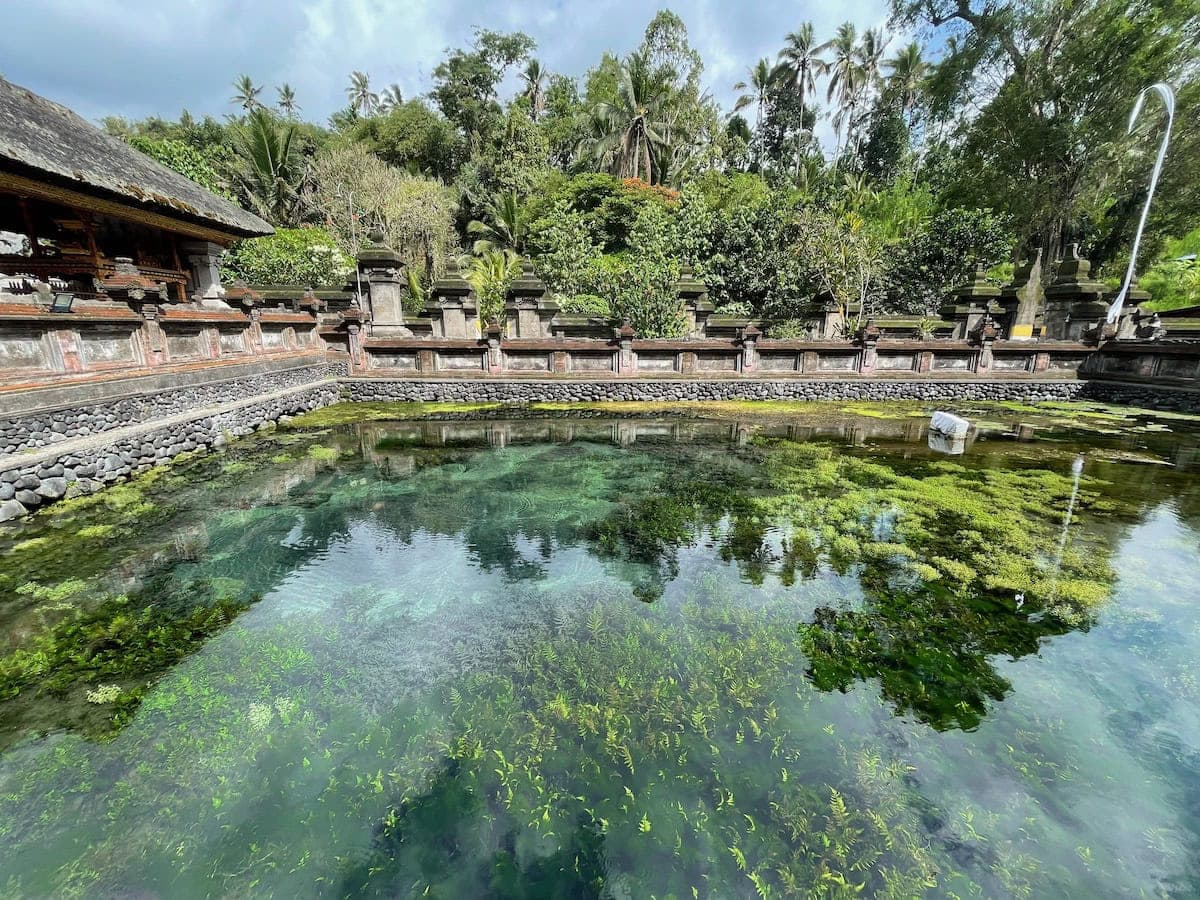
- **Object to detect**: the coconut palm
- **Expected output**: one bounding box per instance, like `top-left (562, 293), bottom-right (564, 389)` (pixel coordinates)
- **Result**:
top-left (346, 71), bottom-right (378, 117)
top-left (521, 60), bottom-right (548, 121)
top-left (379, 83), bottom-right (404, 112)
top-left (231, 108), bottom-right (304, 225)
top-left (467, 192), bottom-right (529, 255)
top-left (590, 53), bottom-right (669, 182)
top-left (826, 23), bottom-right (865, 162)
top-left (885, 42), bottom-right (929, 120)
top-left (855, 28), bottom-right (887, 90)
top-left (778, 23), bottom-right (830, 149)
top-left (276, 83), bottom-right (299, 117)
top-left (231, 75), bottom-right (262, 111)
top-left (733, 58), bottom-right (783, 165)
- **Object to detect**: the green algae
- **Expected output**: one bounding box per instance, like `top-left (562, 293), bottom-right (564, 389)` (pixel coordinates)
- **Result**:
top-left (0, 586), bottom-right (257, 746)
top-left (287, 401), bottom-right (508, 427)
top-left (0, 407), bottom-right (1197, 898)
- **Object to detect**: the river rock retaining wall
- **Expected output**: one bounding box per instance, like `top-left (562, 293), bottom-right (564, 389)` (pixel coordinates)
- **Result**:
top-left (1, 358), bottom-right (342, 455)
top-left (0, 381), bottom-right (338, 522)
top-left (341, 376), bottom-right (1200, 412)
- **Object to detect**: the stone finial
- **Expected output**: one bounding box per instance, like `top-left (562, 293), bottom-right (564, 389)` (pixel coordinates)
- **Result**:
top-left (431, 256), bottom-right (474, 299)
top-left (952, 265), bottom-right (1001, 302)
top-left (506, 258), bottom-right (548, 301)
top-left (1046, 243), bottom-right (1105, 299)
top-left (357, 231), bottom-right (403, 267)
top-left (674, 264), bottom-right (709, 300)
top-left (224, 281), bottom-right (262, 307)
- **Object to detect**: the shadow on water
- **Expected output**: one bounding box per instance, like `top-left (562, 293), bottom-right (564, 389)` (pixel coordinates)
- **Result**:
top-left (337, 758), bottom-right (608, 899)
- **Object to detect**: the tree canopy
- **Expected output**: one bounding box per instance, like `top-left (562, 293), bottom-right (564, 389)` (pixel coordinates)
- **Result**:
top-left (114, 3), bottom-right (1200, 331)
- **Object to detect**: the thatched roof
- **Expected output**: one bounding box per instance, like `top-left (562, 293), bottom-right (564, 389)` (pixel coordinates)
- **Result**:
top-left (0, 77), bottom-right (272, 238)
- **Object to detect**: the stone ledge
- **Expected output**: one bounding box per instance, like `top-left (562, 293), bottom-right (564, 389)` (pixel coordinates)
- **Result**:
top-left (1, 352), bottom-right (329, 417)
top-left (0, 380), bottom-right (338, 522)
top-left (337, 376), bottom-right (1200, 413)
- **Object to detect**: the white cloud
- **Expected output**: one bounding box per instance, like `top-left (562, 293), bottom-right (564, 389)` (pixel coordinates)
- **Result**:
top-left (0, 0), bottom-right (891, 147)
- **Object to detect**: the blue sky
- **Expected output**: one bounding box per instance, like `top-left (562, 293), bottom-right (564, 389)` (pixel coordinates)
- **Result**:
top-left (1, 0), bottom-right (895, 144)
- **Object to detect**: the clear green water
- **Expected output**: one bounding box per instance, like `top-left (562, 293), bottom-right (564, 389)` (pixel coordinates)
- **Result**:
top-left (2, 403), bottom-right (1200, 898)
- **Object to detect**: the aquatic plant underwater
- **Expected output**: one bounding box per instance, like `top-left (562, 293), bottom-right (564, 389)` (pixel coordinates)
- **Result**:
top-left (1, 402), bottom-right (1199, 898)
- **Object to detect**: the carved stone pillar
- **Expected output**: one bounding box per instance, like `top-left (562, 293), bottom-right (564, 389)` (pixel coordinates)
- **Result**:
top-left (820, 295), bottom-right (844, 340)
top-left (971, 315), bottom-right (999, 372)
top-left (858, 320), bottom-right (881, 373)
top-left (740, 325), bottom-right (760, 373)
top-left (430, 258), bottom-right (479, 339)
top-left (944, 266), bottom-right (1000, 339)
top-left (617, 320), bottom-right (635, 374)
top-left (357, 231), bottom-right (410, 338)
top-left (181, 241), bottom-right (228, 307)
top-left (504, 261), bottom-right (556, 338)
top-left (1044, 245), bottom-right (1107, 341)
top-left (484, 321), bottom-right (503, 374)
top-left (676, 265), bottom-right (713, 337)
top-left (247, 305), bottom-right (265, 353)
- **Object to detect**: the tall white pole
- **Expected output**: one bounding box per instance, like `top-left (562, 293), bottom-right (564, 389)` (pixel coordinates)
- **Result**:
top-left (1106, 83), bottom-right (1176, 325)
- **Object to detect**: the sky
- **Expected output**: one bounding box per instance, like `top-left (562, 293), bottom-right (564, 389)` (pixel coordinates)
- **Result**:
top-left (0, 0), bottom-right (895, 146)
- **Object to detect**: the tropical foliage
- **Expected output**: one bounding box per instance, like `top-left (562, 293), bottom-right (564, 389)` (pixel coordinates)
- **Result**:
top-left (111, 3), bottom-right (1199, 335)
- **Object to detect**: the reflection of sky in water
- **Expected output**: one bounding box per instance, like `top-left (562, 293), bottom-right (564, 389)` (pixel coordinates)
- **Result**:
top-left (1, 417), bottom-right (1199, 898)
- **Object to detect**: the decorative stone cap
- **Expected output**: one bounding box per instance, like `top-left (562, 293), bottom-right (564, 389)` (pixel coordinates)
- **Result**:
top-left (1047, 244), bottom-right (1106, 298)
top-left (952, 265), bottom-right (1002, 302)
top-left (616, 318), bottom-right (636, 339)
top-left (675, 264), bottom-right (709, 301)
top-left (1104, 279), bottom-right (1151, 305)
top-left (431, 256), bottom-right (474, 300)
top-left (356, 230), bottom-right (404, 266)
top-left (741, 324), bottom-right (762, 341)
top-left (859, 319), bottom-right (882, 343)
top-left (969, 313), bottom-right (1000, 344)
top-left (506, 259), bottom-right (547, 301)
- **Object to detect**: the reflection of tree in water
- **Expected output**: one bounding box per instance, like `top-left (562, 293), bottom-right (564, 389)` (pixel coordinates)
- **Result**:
top-left (338, 759), bottom-right (607, 899)
top-left (584, 436), bottom-right (1200, 732)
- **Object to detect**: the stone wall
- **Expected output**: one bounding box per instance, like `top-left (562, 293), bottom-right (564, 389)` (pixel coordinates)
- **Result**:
top-left (1, 358), bottom-right (338, 455)
top-left (342, 376), bottom-right (1200, 412)
top-left (0, 381), bottom-right (338, 521)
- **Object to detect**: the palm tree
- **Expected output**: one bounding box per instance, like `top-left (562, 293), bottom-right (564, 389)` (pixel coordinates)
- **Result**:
top-left (778, 23), bottom-right (830, 153)
top-left (885, 42), bottom-right (928, 121)
top-left (826, 23), bottom-right (864, 162)
top-left (467, 192), bottom-right (529, 255)
top-left (231, 75), bottom-right (262, 111)
top-left (591, 53), bottom-right (669, 182)
top-left (467, 250), bottom-right (523, 323)
top-left (521, 60), bottom-right (548, 121)
top-left (276, 83), bottom-right (299, 117)
top-left (855, 28), bottom-right (887, 89)
top-left (231, 108), bottom-right (304, 225)
top-left (346, 71), bottom-right (378, 117)
top-left (847, 28), bottom-right (888, 160)
top-left (733, 58), bottom-right (782, 166)
top-left (379, 83), bottom-right (404, 112)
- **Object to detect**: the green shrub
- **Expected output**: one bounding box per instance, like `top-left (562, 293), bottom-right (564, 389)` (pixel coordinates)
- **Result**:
top-left (222, 228), bottom-right (353, 288)
top-left (883, 208), bottom-right (1013, 314)
top-left (559, 294), bottom-right (611, 317)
